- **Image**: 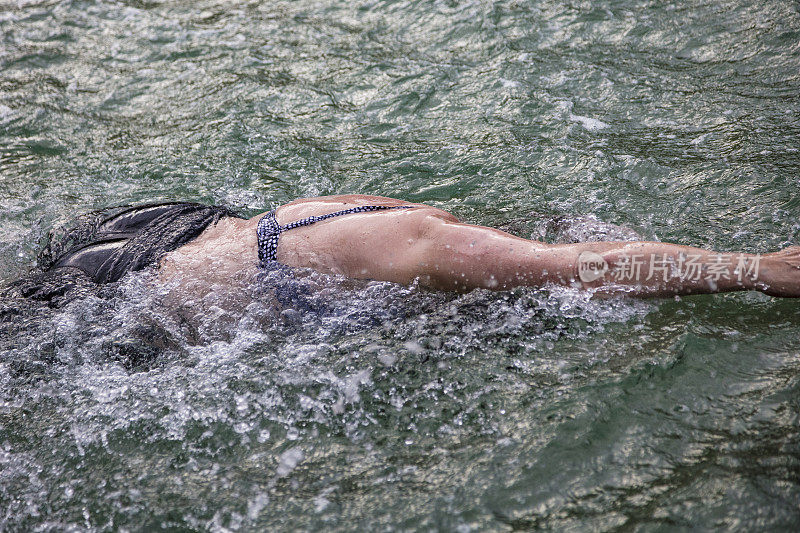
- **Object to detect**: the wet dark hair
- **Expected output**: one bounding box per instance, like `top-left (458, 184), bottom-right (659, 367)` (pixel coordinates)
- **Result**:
top-left (3, 202), bottom-right (243, 307)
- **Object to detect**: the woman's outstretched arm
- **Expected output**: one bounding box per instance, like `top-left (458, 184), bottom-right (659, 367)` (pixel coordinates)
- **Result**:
top-left (380, 215), bottom-right (800, 297)
top-left (262, 198), bottom-right (800, 298)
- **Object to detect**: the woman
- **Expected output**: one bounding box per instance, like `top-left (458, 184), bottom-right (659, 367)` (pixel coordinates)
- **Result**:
top-left (12, 194), bottom-right (800, 303)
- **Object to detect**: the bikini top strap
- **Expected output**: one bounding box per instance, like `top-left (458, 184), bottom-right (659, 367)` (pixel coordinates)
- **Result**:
top-left (257, 204), bottom-right (413, 264)
top-left (281, 205), bottom-right (412, 231)
top-left (256, 210), bottom-right (281, 263)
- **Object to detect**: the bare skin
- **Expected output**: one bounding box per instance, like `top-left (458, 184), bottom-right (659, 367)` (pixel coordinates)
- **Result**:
top-left (159, 194), bottom-right (800, 298)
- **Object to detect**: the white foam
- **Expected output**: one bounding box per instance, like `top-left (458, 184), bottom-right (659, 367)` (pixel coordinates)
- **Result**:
top-left (0, 104), bottom-right (13, 121)
top-left (246, 493), bottom-right (269, 520)
top-left (276, 447), bottom-right (304, 477)
top-left (570, 114), bottom-right (610, 131)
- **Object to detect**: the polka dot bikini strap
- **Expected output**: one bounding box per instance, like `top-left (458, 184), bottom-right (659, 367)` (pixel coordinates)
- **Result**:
top-left (257, 210), bottom-right (281, 263)
top-left (257, 205), bottom-right (413, 264)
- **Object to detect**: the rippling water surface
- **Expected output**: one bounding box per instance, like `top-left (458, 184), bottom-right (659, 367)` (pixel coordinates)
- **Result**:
top-left (2, 0), bottom-right (800, 530)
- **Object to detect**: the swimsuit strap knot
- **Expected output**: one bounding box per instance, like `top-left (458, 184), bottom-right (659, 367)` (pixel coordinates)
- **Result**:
top-left (256, 210), bottom-right (281, 263)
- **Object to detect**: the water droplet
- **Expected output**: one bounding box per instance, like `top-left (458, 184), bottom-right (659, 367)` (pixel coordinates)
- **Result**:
top-left (276, 447), bottom-right (304, 477)
top-left (403, 341), bottom-right (424, 355)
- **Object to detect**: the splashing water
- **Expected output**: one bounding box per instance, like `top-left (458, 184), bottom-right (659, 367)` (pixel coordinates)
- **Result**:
top-left (2, 0), bottom-right (800, 530)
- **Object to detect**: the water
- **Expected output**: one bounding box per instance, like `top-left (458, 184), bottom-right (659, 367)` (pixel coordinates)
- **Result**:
top-left (1, 0), bottom-right (799, 530)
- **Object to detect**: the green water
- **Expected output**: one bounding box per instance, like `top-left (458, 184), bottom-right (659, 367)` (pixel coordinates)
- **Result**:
top-left (2, 0), bottom-right (800, 530)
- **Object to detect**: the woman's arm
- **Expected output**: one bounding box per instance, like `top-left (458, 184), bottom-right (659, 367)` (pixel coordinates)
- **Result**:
top-left (268, 199), bottom-right (800, 298)
top-left (400, 216), bottom-right (800, 297)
